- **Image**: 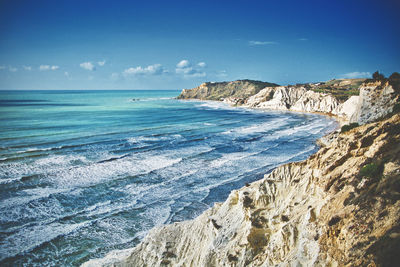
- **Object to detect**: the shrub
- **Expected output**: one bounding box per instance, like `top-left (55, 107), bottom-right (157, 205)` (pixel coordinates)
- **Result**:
top-left (341, 123), bottom-right (359, 133)
top-left (365, 71), bottom-right (387, 84)
top-left (373, 71), bottom-right (385, 81)
top-left (359, 162), bottom-right (384, 179)
top-left (389, 72), bottom-right (400, 93)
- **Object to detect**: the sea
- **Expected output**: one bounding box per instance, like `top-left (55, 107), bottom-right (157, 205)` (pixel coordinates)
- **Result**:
top-left (0, 90), bottom-right (337, 266)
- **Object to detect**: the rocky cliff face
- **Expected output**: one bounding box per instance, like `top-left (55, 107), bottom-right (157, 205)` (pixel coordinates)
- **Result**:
top-left (176, 80), bottom-right (278, 101)
top-left (178, 79), bottom-right (399, 125)
top-left (178, 82), bottom-right (358, 123)
top-left (350, 81), bottom-right (399, 124)
top-left (244, 86), bottom-right (344, 116)
top-left (83, 114), bottom-right (400, 267)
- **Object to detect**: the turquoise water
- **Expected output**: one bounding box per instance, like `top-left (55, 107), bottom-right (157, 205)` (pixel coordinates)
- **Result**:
top-left (0, 90), bottom-right (337, 266)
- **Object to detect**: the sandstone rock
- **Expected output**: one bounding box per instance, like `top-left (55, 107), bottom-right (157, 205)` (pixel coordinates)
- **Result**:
top-left (177, 80), bottom-right (278, 101)
top-left (245, 87), bottom-right (275, 107)
top-left (350, 81), bottom-right (399, 124)
top-left (337, 95), bottom-right (359, 119)
top-left (291, 90), bottom-right (339, 114)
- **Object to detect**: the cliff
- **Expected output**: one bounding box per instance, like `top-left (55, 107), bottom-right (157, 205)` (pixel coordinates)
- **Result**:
top-left (176, 80), bottom-right (279, 102)
top-left (83, 113), bottom-right (400, 267)
top-left (350, 80), bottom-right (399, 124)
top-left (178, 78), bottom-right (399, 125)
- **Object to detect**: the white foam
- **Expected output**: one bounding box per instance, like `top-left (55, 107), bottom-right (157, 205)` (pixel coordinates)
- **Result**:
top-left (84, 199), bottom-right (138, 218)
top-left (35, 154), bottom-right (87, 166)
top-left (273, 120), bottom-right (326, 137)
top-left (162, 144), bottom-right (213, 158)
top-left (222, 117), bottom-right (287, 135)
top-left (209, 152), bottom-right (257, 168)
top-left (127, 136), bottom-right (158, 144)
top-left (46, 155), bottom-right (182, 188)
top-left (138, 97), bottom-right (173, 102)
top-left (190, 100), bottom-right (236, 111)
top-left (16, 147), bottom-right (52, 154)
top-left (127, 134), bottom-right (184, 145)
top-left (0, 187), bottom-right (67, 211)
top-left (0, 176), bottom-right (21, 184)
top-left (0, 220), bottom-right (89, 261)
top-left (0, 152), bottom-right (113, 181)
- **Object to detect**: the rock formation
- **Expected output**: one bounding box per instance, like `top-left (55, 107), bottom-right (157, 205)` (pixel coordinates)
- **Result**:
top-left (177, 77), bottom-right (399, 125)
top-left (176, 80), bottom-right (278, 102)
top-left (350, 80), bottom-right (399, 124)
top-left (244, 86), bottom-right (343, 116)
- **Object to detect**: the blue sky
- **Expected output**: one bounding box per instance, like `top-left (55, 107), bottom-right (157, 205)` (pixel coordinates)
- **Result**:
top-left (0, 0), bottom-right (399, 89)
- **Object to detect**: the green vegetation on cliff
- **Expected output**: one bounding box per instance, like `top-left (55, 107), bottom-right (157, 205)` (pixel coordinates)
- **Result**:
top-left (309, 78), bottom-right (366, 101)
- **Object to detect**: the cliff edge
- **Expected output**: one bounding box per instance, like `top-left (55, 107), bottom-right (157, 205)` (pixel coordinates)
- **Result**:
top-left (176, 80), bottom-right (279, 102)
top-left (178, 77), bottom-right (399, 125)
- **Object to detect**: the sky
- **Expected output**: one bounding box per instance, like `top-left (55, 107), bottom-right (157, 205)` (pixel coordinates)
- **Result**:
top-left (0, 0), bottom-right (399, 90)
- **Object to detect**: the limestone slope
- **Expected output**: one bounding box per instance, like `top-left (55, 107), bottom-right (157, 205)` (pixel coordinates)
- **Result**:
top-left (176, 80), bottom-right (278, 102)
top-left (83, 114), bottom-right (400, 267)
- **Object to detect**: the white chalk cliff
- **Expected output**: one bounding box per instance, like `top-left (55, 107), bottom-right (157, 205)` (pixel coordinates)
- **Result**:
top-left (350, 81), bottom-right (399, 123)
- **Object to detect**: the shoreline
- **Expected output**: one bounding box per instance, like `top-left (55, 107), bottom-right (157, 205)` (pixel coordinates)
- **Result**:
top-left (83, 78), bottom-right (399, 266)
top-left (179, 97), bottom-right (347, 125)
top-left (82, 98), bottom-right (340, 266)
top-left (181, 97), bottom-right (343, 132)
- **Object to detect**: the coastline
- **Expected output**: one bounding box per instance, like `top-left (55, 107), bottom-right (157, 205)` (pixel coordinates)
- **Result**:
top-left (82, 100), bottom-right (340, 266)
top-left (83, 79), bottom-right (400, 266)
top-left (181, 98), bottom-right (343, 126)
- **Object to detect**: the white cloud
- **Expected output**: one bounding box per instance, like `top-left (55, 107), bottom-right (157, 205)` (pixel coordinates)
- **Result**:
top-left (9, 66), bottom-right (17, 72)
top-left (298, 38), bottom-right (308, 41)
top-left (123, 64), bottom-right (166, 76)
top-left (23, 66), bottom-right (32, 71)
top-left (98, 60), bottom-right (106, 66)
top-left (341, 71), bottom-right (371, 79)
top-left (176, 67), bottom-right (193, 75)
top-left (64, 71), bottom-right (70, 77)
top-left (248, 40), bottom-right (277, 46)
top-left (176, 60), bottom-right (191, 68)
top-left (40, 65), bottom-right (59, 71)
top-left (40, 65), bottom-right (50, 71)
top-left (176, 67), bottom-right (206, 77)
top-left (176, 59), bottom-right (206, 78)
top-left (80, 62), bottom-right (95, 71)
top-left (197, 62), bottom-right (206, 68)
